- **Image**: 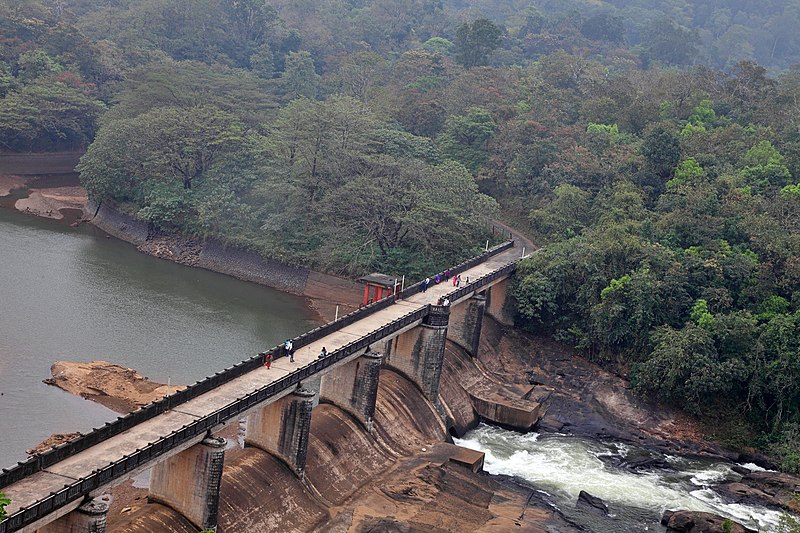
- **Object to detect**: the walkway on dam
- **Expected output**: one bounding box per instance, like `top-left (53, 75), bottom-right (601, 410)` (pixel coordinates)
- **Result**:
top-left (3, 245), bottom-right (522, 520)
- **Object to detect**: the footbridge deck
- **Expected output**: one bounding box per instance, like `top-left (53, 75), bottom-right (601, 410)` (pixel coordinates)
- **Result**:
top-left (0, 240), bottom-right (523, 533)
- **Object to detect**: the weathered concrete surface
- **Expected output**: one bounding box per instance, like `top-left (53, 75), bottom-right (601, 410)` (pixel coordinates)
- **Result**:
top-left (305, 404), bottom-right (393, 505)
top-left (217, 448), bottom-right (328, 533)
top-left (386, 319), bottom-right (448, 401)
top-left (245, 388), bottom-right (315, 477)
top-left (440, 343), bottom-right (542, 435)
top-left (373, 369), bottom-right (448, 456)
top-left (320, 456), bottom-right (572, 533)
top-left (106, 370), bottom-right (577, 533)
top-left (105, 504), bottom-right (196, 533)
top-left (319, 350), bottom-right (382, 432)
top-left (38, 495), bottom-right (111, 533)
top-left (484, 277), bottom-right (514, 326)
top-left (148, 436), bottom-right (225, 531)
top-left (446, 293), bottom-right (485, 357)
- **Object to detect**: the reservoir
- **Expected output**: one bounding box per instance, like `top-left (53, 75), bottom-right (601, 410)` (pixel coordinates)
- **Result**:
top-left (0, 207), bottom-right (319, 468)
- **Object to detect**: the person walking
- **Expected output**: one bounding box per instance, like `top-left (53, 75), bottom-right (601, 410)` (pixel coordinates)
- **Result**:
top-left (456, 274), bottom-right (462, 287)
top-left (445, 269), bottom-right (451, 281)
top-left (285, 339), bottom-right (294, 362)
top-left (423, 277), bottom-right (430, 292)
top-left (452, 274), bottom-right (458, 286)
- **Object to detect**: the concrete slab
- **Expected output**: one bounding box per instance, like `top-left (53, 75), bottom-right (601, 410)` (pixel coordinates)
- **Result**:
top-left (45, 411), bottom-right (199, 479)
top-left (3, 470), bottom-right (78, 514)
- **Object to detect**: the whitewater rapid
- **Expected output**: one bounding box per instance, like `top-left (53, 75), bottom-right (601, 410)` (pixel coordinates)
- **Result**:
top-left (455, 425), bottom-right (785, 532)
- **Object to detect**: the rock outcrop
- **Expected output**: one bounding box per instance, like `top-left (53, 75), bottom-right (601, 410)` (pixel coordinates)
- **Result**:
top-left (717, 470), bottom-right (800, 512)
top-left (44, 360), bottom-right (182, 413)
top-left (661, 510), bottom-right (756, 533)
top-left (576, 490), bottom-right (609, 516)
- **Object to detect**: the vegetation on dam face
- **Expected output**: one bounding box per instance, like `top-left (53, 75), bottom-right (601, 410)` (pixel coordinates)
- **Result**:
top-left (2, 0), bottom-right (800, 498)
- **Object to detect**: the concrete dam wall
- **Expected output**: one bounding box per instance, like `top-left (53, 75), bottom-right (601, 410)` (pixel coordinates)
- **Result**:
top-left (109, 368), bottom-right (446, 532)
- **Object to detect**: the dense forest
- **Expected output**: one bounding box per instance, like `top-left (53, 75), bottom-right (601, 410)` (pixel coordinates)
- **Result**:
top-left (2, 0), bottom-right (800, 474)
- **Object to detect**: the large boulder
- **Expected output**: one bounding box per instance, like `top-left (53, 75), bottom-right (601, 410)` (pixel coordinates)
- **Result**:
top-left (717, 470), bottom-right (800, 512)
top-left (660, 510), bottom-right (755, 533)
top-left (576, 490), bottom-right (609, 516)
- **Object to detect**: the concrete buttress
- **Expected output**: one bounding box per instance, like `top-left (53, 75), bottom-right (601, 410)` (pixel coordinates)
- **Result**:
top-left (446, 294), bottom-right (486, 357)
top-left (385, 305), bottom-right (449, 401)
top-left (148, 435), bottom-right (226, 531)
top-left (319, 350), bottom-right (383, 432)
top-left (36, 495), bottom-right (111, 533)
top-left (484, 278), bottom-right (514, 326)
top-left (245, 387), bottom-right (315, 478)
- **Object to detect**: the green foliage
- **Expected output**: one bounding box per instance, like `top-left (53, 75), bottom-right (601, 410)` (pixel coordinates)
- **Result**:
top-left (454, 19), bottom-right (502, 69)
top-left (740, 140), bottom-right (792, 189)
top-left (438, 107), bottom-right (496, 173)
top-left (0, 80), bottom-right (105, 150)
top-left (529, 184), bottom-right (592, 240)
top-left (641, 126), bottom-right (682, 179)
top-left (587, 123), bottom-right (619, 136)
top-left (759, 295), bottom-right (791, 320)
top-left (766, 423), bottom-right (800, 474)
top-left (690, 299), bottom-right (716, 330)
top-left (688, 99), bottom-right (716, 127)
top-left (600, 275), bottom-right (631, 300)
top-left (667, 158), bottom-right (705, 189)
top-left (422, 37), bottom-right (454, 55)
top-left (281, 51), bottom-right (319, 100)
top-left (0, 491), bottom-right (9, 521)
top-left (778, 513), bottom-right (800, 533)
top-left (15, 0), bottom-right (800, 472)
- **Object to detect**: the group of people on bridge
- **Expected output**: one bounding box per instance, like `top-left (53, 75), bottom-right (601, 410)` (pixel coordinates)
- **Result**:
top-left (421, 269), bottom-right (463, 293)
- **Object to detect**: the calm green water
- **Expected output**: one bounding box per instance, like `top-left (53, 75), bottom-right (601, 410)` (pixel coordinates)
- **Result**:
top-left (0, 207), bottom-right (318, 468)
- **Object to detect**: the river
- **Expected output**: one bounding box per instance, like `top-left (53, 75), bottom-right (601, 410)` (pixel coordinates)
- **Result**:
top-left (0, 207), bottom-right (318, 469)
top-left (456, 424), bottom-right (785, 532)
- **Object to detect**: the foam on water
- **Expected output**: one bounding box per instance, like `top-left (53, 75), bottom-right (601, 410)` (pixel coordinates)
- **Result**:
top-left (455, 424), bottom-right (785, 531)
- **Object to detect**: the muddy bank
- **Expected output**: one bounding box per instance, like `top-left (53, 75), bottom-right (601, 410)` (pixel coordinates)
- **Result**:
top-left (44, 361), bottom-right (183, 413)
top-left (0, 174), bottom-right (27, 196)
top-left (0, 172), bottom-right (88, 224)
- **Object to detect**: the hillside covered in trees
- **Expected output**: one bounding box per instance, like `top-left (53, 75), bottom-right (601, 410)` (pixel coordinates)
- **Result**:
top-left (2, 0), bottom-right (800, 473)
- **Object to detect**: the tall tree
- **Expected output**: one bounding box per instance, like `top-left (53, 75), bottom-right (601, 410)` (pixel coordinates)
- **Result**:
top-left (454, 19), bottom-right (502, 69)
